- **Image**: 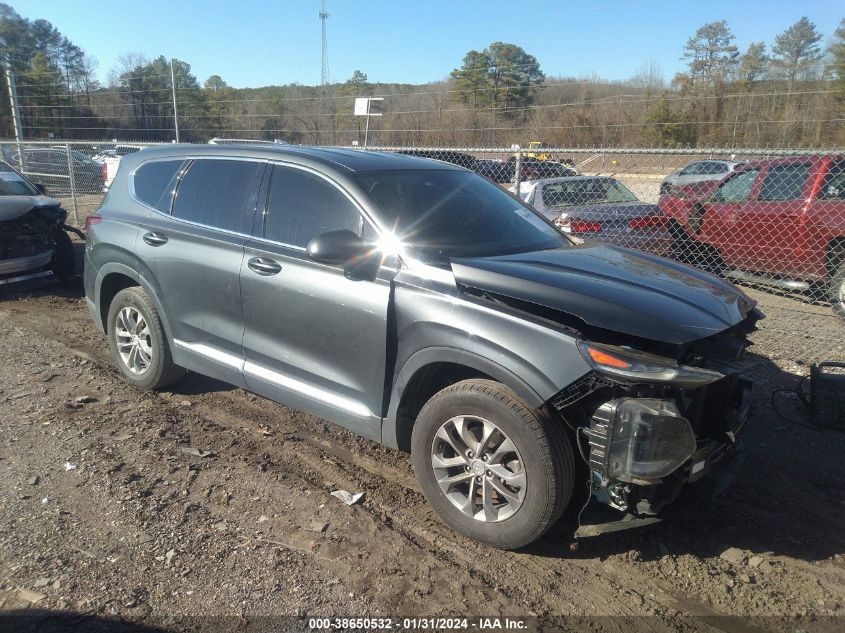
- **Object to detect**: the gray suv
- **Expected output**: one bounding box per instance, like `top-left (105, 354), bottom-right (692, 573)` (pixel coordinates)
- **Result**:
top-left (84, 145), bottom-right (760, 549)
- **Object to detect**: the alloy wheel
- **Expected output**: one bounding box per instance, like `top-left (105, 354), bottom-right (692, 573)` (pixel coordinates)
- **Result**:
top-left (430, 415), bottom-right (526, 522)
top-left (115, 306), bottom-right (153, 375)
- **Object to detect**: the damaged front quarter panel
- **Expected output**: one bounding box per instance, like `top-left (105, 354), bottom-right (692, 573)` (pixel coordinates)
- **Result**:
top-left (449, 247), bottom-right (761, 533)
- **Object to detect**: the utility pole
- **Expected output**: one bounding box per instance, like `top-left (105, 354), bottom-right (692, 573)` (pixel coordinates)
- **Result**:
top-left (170, 59), bottom-right (180, 142)
top-left (320, 0), bottom-right (330, 97)
top-left (5, 66), bottom-right (25, 166)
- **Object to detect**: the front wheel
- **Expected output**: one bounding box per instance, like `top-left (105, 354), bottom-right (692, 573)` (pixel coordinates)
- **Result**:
top-left (411, 379), bottom-right (574, 549)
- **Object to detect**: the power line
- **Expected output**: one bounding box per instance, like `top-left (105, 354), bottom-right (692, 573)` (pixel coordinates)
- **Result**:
top-left (15, 87), bottom-right (840, 116)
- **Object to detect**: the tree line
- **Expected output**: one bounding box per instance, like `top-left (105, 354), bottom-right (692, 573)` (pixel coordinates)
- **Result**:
top-left (1, 2), bottom-right (844, 148)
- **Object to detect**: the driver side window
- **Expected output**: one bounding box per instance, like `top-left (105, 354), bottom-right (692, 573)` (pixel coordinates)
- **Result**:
top-left (263, 165), bottom-right (365, 248)
top-left (711, 169), bottom-right (760, 204)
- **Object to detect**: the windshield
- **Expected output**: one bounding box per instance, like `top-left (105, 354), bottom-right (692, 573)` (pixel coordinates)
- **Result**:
top-left (0, 162), bottom-right (39, 196)
top-left (357, 169), bottom-right (568, 264)
top-left (542, 178), bottom-right (638, 208)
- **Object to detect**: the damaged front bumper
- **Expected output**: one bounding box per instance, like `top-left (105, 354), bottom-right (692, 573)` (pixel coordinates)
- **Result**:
top-left (550, 320), bottom-right (757, 535)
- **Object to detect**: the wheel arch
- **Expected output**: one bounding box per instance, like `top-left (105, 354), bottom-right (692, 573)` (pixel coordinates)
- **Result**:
top-left (383, 347), bottom-right (545, 452)
top-left (95, 263), bottom-right (172, 343)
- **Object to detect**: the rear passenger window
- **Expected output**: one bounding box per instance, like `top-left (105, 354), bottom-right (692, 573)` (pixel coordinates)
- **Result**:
top-left (264, 166), bottom-right (363, 248)
top-left (134, 160), bottom-right (185, 212)
top-left (758, 164), bottom-right (811, 202)
top-left (172, 159), bottom-right (264, 233)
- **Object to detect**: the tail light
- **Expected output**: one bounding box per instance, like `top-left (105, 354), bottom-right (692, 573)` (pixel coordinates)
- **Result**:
top-left (85, 214), bottom-right (102, 233)
top-left (100, 163), bottom-right (108, 182)
top-left (570, 220), bottom-right (602, 233)
top-left (628, 215), bottom-right (667, 231)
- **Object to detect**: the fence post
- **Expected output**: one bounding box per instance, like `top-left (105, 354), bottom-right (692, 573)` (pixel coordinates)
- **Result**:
top-left (513, 148), bottom-right (522, 197)
top-left (65, 143), bottom-right (79, 226)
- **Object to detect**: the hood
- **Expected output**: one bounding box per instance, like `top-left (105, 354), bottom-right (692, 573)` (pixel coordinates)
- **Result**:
top-left (0, 195), bottom-right (62, 223)
top-left (557, 201), bottom-right (659, 221)
top-left (451, 243), bottom-right (755, 345)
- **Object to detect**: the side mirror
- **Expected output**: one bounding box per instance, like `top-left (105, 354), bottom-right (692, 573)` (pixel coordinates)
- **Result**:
top-left (306, 229), bottom-right (371, 266)
top-left (34, 183), bottom-right (47, 195)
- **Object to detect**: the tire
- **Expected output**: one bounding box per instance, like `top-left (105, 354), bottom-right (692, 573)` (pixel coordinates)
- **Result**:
top-left (106, 287), bottom-right (186, 390)
top-left (830, 250), bottom-right (845, 318)
top-left (411, 379), bottom-right (574, 549)
top-left (51, 229), bottom-right (75, 284)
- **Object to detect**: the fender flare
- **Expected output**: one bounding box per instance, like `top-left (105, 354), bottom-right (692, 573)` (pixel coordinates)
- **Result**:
top-left (382, 346), bottom-right (546, 450)
top-left (95, 262), bottom-right (174, 345)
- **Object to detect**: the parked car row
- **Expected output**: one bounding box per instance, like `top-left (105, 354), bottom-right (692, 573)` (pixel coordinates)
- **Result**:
top-left (1, 145), bottom-right (106, 194)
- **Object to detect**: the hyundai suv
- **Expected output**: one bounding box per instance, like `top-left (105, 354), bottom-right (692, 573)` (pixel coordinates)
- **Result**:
top-left (84, 145), bottom-right (760, 549)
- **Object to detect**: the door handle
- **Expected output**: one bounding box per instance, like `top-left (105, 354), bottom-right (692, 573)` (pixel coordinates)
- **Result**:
top-left (248, 257), bottom-right (282, 276)
top-left (142, 232), bottom-right (168, 247)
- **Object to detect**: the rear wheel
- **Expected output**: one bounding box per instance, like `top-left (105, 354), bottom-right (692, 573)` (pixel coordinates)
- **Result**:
top-left (411, 379), bottom-right (574, 549)
top-left (107, 287), bottom-right (186, 390)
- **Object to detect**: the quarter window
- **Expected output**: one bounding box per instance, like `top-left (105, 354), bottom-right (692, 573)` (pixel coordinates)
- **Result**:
top-left (757, 164), bottom-right (811, 202)
top-left (263, 166), bottom-right (363, 248)
top-left (134, 160), bottom-right (185, 212)
top-left (172, 159), bottom-right (264, 233)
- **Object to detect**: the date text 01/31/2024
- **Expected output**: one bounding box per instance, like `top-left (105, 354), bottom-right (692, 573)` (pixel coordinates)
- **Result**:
top-left (308, 617), bottom-right (528, 630)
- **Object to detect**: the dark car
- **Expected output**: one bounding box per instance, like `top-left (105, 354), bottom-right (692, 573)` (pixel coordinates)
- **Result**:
top-left (521, 176), bottom-right (672, 256)
top-left (10, 147), bottom-right (106, 195)
top-left (84, 145), bottom-right (760, 549)
top-left (474, 157), bottom-right (576, 183)
top-left (0, 160), bottom-right (75, 286)
top-left (395, 149), bottom-right (477, 169)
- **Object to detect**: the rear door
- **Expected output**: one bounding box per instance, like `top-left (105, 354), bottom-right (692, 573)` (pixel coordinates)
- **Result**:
top-left (135, 157), bottom-right (266, 388)
top-left (240, 163), bottom-right (392, 441)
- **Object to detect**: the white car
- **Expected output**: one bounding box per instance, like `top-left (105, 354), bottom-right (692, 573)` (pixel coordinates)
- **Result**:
top-left (92, 144), bottom-right (146, 190)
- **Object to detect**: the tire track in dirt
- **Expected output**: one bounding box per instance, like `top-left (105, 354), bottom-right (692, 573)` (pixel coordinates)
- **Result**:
top-left (0, 297), bottom-right (778, 631)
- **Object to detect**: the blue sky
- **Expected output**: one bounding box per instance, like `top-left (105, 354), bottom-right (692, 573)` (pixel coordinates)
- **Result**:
top-left (10, 0), bottom-right (845, 88)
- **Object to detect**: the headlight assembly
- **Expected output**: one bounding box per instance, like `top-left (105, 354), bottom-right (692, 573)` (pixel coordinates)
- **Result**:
top-left (577, 340), bottom-right (723, 387)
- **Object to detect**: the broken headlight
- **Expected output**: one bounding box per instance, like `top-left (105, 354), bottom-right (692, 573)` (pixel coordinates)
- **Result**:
top-left (577, 340), bottom-right (723, 387)
top-left (588, 398), bottom-right (696, 485)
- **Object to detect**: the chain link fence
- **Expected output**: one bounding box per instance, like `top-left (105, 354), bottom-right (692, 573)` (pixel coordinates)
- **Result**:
top-left (2, 139), bottom-right (843, 368)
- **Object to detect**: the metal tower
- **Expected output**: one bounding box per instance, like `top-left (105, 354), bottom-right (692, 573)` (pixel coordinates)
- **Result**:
top-left (319, 0), bottom-right (329, 90)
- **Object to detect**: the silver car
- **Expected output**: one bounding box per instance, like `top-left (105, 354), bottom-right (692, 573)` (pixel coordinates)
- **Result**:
top-left (660, 159), bottom-right (743, 194)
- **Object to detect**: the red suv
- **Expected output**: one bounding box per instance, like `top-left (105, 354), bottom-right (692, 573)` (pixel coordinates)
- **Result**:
top-left (659, 155), bottom-right (845, 316)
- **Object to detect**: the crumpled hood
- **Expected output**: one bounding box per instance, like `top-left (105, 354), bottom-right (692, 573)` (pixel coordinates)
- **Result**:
top-left (451, 243), bottom-right (756, 344)
top-left (0, 195), bottom-right (62, 223)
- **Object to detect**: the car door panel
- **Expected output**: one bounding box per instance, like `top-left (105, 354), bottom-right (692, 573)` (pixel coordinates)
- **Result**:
top-left (136, 158), bottom-right (266, 388)
top-left (240, 164), bottom-right (391, 440)
top-left (733, 162), bottom-right (813, 275)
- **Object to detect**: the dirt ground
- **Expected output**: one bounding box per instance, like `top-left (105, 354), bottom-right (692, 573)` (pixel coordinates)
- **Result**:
top-left (1, 249), bottom-right (844, 633)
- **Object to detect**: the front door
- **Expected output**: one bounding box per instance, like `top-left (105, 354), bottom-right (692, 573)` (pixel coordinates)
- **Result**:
top-left (240, 163), bottom-right (392, 441)
top-left (698, 167), bottom-right (761, 269)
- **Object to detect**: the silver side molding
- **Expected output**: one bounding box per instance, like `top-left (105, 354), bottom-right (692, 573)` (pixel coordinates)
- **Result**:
top-left (173, 339), bottom-right (372, 418)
